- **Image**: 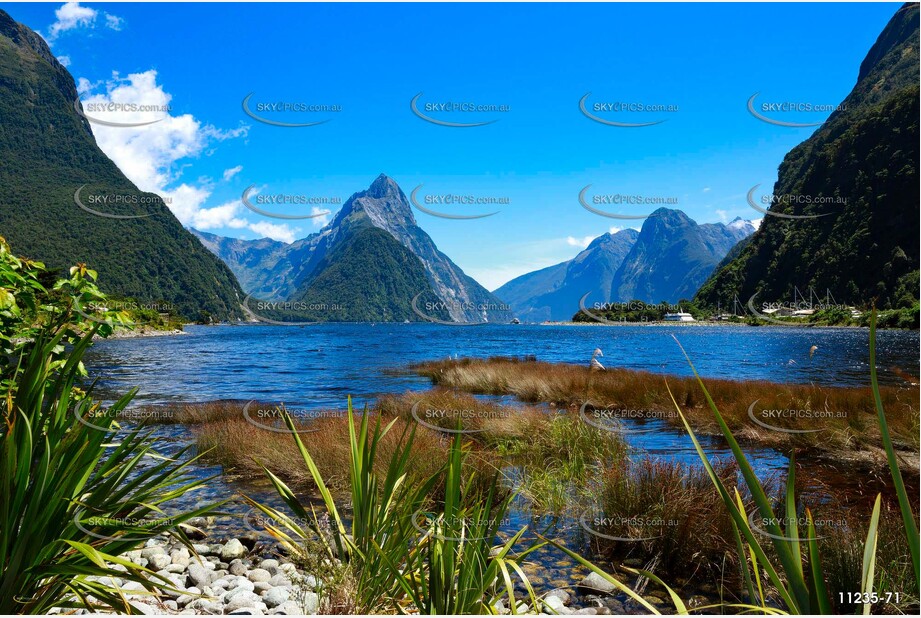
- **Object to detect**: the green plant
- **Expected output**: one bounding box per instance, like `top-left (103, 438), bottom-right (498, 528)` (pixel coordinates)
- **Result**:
top-left (249, 400), bottom-right (539, 614)
top-left (662, 311), bottom-right (919, 614)
top-left (248, 401), bottom-right (435, 611)
top-left (0, 243), bottom-right (223, 613)
top-left (382, 430), bottom-right (543, 614)
top-left (868, 310), bottom-right (920, 587)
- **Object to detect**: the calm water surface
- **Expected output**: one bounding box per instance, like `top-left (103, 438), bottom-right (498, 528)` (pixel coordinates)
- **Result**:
top-left (86, 322), bottom-right (918, 475)
top-left (88, 323), bottom-right (918, 408)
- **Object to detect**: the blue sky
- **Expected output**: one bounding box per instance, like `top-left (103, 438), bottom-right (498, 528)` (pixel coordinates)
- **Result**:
top-left (6, 2), bottom-right (901, 289)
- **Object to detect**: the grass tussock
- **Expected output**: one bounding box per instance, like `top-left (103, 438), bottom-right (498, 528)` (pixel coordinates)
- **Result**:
top-left (412, 357), bottom-right (920, 471)
top-left (591, 459), bottom-right (749, 580)
top-left (379, 390), bottom-right (627, 512)
top-left (818, 507), bottom-right (919, 613)
top-left (124, 400), bottom-right (255, 425)
top-left (195, 408), bottom-right (446, 493)
top-left (149, 390), bottom-right (627, 513)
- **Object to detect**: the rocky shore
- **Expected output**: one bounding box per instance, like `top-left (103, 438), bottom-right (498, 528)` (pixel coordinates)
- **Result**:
top-left (79, 531), bottom-right (683, 616)
top-left (83, 536), bottom-right (314, 616)
top-left (104, 326), bottom-right (188, 340)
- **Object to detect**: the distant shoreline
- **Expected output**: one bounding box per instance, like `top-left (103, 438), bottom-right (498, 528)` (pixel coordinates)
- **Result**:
top-left (103, 326), bottom-right (188, 340)
top-left (95, 320), bottom-right (915, 333)
top-left (537, 320), bottom-right (869, 329)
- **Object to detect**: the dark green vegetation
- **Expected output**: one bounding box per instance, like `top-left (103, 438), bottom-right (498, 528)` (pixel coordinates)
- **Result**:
top-left (196, 175), bottom-right (511, 323)
top-left (696, 3), bottom-right (920, 314)
top-left (291, 227), bottom-right (449, 322)
top-left (572, 298), bottom-right (920, 328)
top-left (0, 238), bottom-right (220, 613)
top-left (0, 10), bottom-right (244, 321)
top-left (572, 298), bottom-right (709, 322)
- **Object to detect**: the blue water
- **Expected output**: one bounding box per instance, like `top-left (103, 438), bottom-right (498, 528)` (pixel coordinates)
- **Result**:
top-left (88, 323), bottom-right (918, 410)
top-left (85, 322), bottom-right (918, 476)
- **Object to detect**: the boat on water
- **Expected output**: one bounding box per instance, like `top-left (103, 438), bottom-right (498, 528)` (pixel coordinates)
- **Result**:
top-left (664, 312), bottom-right (695, 322)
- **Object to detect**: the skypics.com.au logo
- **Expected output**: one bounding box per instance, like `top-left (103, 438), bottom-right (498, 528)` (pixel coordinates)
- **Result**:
top-left (410, 93), bottom-right (509, 127)
top-left (242, 295), bottom-right (345, 325)
top-left (242, 93), bottom-right (341, 127)
top-left (579, 185), bottom-right (676, 220)
top-left (74, 98), bottom-right (170, 128)
top-left (747, 93), bottom-right (846, 128)
top-left (747, 185), bottom-right (847, 220)
top-left (241, 185), bottom-right (336, 220)
top-left (579, 93), bottom-right (677, 127)
top-left (242, 401), bottom-right (345, 434)
top-left (74, 185), bottom-right (170, 219)
top-left (409, 185), bottom-right (507, 220)
top-left (410, 294), bottom-right (510, 325)
top-left (410, 401), bottom-right (512, 434)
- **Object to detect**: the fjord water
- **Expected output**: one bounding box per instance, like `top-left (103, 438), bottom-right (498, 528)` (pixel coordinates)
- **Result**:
top-left (87, 323), bottom-right (918, 471)
top-left (85, 323), bottom-right (918, 590)
top-left (89, 322), bottom-right (918, 404)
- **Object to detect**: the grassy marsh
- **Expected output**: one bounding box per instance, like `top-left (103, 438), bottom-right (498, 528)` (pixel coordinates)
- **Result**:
top-left (411, 356), bottom-right (920, 472)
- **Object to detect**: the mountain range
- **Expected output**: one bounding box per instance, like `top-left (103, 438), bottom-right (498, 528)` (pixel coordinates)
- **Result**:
top-left (0, 9), bottom-right (244, 321)
top-left (695, 2), bottom-right (919, 311)
top-left (494, 211), bottom-right (755, 321)
top-left (2, 3), bottom-right (914, 326)
top-left (194, 175), bottom-right (511, 323)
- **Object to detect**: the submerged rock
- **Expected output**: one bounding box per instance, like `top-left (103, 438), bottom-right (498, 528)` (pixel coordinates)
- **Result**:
top-left (546, 588), bottom-right (571, 605)
top-left (578, 572), bottom-right (617, 595)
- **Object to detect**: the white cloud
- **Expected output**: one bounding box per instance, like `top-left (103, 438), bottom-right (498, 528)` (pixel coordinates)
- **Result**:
top-left (46, 2), bottom-right (124, 42)
top-left (751, 218), bottom-right (763, 230)
top-left (309, 206), bottom-right (330, 228)
top-left (249, 221), bottom-right (300, 243)
top-left (47, 2), bottom-right (96, 41)
top-left (222, 165), bottom-right (243, 181)
top-left (104, 14), bottom-right (124, 31)
top-left (76, 76), bottom-right (95, 94)
top-left (566, 235), bottom-right (595, 249)
top-left (57, 55), bottom-right (71, 67)
top-left (703, 187), bottom-right (711, 193)
top-left (192, 199), bottom-right (248, 230)
top-left (715, 209), bottom-right (729, 223)
top-left (79, 70), bottom-right (265, 238)
top-left (608, 226), bottom-right (622, 234)
top-left (190, 198), bottom-right (301, 243)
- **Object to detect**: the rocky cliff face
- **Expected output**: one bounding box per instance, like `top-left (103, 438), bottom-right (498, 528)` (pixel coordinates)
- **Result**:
top-left (196, 175), bottom-right (511, 323)
top-left (696, 3), bottom-right (919, 310)
top-left (612, 210), bottom-right (755, 304)
top-left (494, 229), bottom-right (639, 321)
top-left (495, 210), bottom-right (754, 320)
